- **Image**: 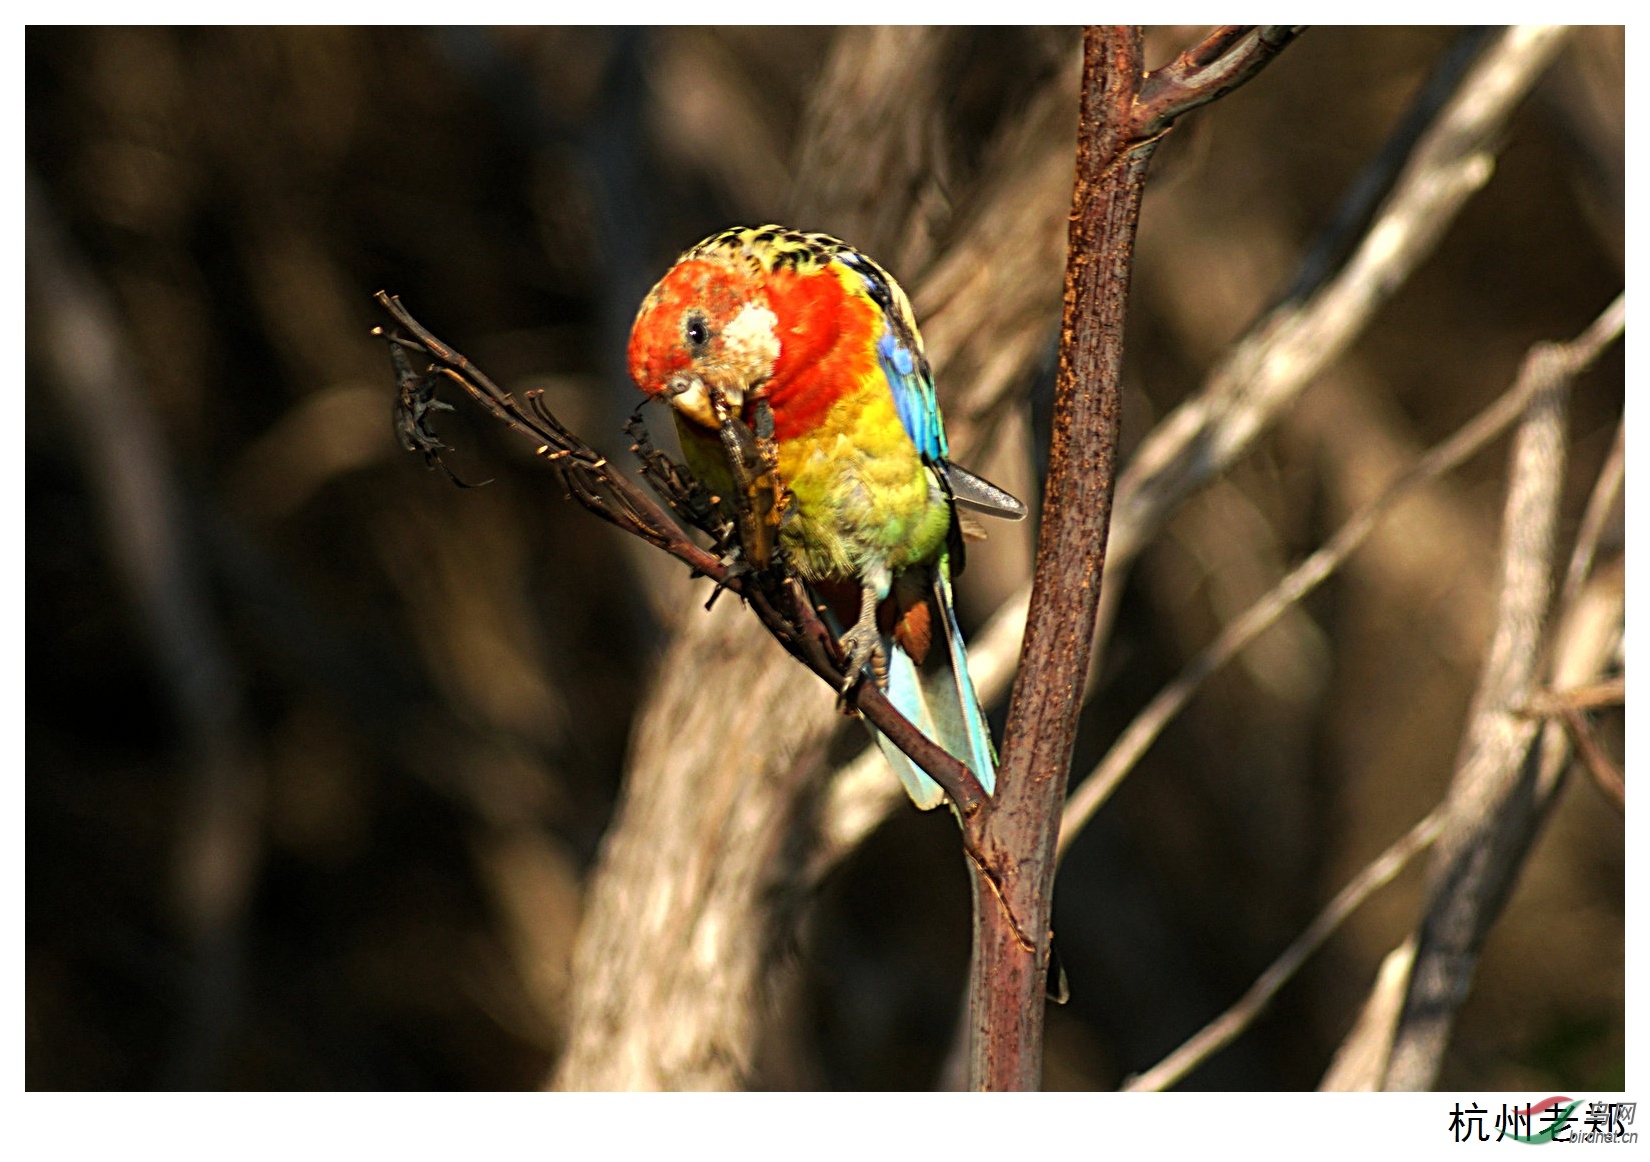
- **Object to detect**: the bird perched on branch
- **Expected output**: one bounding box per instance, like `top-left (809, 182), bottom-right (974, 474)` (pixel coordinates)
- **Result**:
top-left (627, 225), bottom-right (1025, 809)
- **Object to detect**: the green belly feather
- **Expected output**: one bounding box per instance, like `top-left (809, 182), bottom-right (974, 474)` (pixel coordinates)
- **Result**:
top-left (672, 386), bottom-right (950, 585)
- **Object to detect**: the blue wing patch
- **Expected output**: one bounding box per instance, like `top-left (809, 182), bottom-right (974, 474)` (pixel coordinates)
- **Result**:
top-left (876, 330), bottom-right (947, 462)
top-left (835, 249), bottom-right (949, 463)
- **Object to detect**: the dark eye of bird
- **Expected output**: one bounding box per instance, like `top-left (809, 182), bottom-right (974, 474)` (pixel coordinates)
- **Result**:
top-left (684, 314), bottom-right (709, 348)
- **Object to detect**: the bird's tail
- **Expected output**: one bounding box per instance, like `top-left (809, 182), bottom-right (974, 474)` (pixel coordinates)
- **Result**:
top-left (872, 554), bottom-right (997, 811)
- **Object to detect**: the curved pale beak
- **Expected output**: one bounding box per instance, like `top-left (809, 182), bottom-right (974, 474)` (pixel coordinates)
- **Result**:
top-left (664, 374), bottom-right (743, 430)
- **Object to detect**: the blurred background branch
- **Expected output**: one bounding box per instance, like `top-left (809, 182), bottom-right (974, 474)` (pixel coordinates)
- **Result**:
top-left (28, 173), bottom-right (262, 1089)
top-left (1057, 293), bottom-right (1624, 860)
top-left (1378, 301), bottom-right (1623, 1091)
top-left (1324, 300), bottom-right (1625, 1092)
top-left (1122, 294), bottom-right (1623, 1094)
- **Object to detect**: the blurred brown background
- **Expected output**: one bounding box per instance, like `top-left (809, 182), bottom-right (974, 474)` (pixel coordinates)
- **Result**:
top-left (26, 26), bottom-right (1623, 1090)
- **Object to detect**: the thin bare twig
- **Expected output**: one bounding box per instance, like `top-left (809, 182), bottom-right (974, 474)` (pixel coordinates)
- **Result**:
top-left (1535, 557), bottom-right (1625, 804)
top-left (1557, 419), bottom-right (1624, 616)
top-left (966, 30), bottom-right (1153, 1089)
top-left (378, 292), bottom-right (713, 557)
top-left (1520, 675), bottom-right (1625, 716)
top-left (1527, 414), bottom-right (1628, 814)
top-left (1057, 293), bottom-right (1625, 859)
top-left (1124, 807), bottom-right (1447, 1091)
top-left (1554, 705), bottom-right (1624, 811)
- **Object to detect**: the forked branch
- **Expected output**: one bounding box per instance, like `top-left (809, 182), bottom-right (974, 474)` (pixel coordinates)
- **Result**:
top-left (1134, 25), bottom-right (1303, 138)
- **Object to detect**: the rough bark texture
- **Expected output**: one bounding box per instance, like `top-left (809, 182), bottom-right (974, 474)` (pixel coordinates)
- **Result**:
top-left (965, 26), bottom-right (1150, 1092)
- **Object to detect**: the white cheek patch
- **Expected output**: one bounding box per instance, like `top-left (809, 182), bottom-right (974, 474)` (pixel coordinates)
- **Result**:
top-left (720, 303), bottom-right (780, 374)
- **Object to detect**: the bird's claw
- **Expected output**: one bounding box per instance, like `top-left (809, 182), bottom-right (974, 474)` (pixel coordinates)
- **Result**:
top-left (837, 621), bottom-right (887, 698)
top-left (835, 582), bottom-right (888, 704)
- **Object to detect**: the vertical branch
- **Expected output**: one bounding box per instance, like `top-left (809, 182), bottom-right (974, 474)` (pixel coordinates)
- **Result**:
top-left (966, 27), bottom-right (1149, 1092)
top-left (963, 23), bottom-right (1299, 1092)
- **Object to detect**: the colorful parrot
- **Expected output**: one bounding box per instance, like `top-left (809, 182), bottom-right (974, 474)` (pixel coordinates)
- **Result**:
top-left (626, 225), bottom-right (1025, 809)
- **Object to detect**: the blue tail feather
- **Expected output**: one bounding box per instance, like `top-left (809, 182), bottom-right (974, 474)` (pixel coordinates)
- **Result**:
top-left (931, 558), bottom-right (998, 795)
top-left (878, 649), bottom-right (949, 810)
top-left (867, 551), bottom-right (997, 810)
